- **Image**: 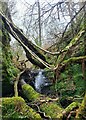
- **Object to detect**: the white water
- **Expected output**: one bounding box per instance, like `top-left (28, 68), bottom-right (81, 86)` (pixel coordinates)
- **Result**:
top-left (35, 69), bottom-right (46, 93)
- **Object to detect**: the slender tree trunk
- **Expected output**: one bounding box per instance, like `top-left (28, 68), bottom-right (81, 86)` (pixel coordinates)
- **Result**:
top-left (38, 0), bottom-right (41, 46)
top-left (67, 0), bottom-right (74, 37)
top-left (14, 80), bottom-right (18, 97)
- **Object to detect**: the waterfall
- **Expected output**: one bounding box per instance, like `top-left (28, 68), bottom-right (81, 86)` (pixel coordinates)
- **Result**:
top-left (35, 69), bottom-right (46, 93)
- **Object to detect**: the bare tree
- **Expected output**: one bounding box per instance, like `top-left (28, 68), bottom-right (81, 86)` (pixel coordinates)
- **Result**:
top-left (22, 1), bottom-right (81, 47)
top-left (37, 0), bottom-right (41, 46)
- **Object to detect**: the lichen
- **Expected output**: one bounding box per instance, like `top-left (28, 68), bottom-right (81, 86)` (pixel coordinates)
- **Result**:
top-left (1, 97), bottom-right (42, 119)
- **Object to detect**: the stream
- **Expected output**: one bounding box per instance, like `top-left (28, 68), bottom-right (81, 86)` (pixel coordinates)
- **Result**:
top-left (34, 69), bottom-right (52, 94)
top-left (19, 68), bottom-right (53, 95)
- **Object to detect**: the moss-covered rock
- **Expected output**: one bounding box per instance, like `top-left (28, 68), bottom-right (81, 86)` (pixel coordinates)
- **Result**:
top-left (1, 97), bottom-right (42, 119)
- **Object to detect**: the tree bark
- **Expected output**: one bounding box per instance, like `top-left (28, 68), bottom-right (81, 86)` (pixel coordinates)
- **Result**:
top-left (0, 12), bottom-right (47, 68)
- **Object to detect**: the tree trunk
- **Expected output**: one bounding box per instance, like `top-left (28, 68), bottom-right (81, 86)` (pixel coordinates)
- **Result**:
top-left (0, 1), bottom-right (16, 97)
top-left (38, 0), bottom-right (42, 46)
top-left (0, 12), bottom-right (47, 68)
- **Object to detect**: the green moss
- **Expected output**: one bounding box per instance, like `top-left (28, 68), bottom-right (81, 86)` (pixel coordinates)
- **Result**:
top-left (65, 102), bottom-right (79, 113)
top-left (22, 84), bottom-right (40, 101)
top-left (55, 63), bottom-right (85, 98)
top-left (40, 102), bottom-right (63, 118)
top-left (0, 17), bottom-right (19, 96)
top-left (1, 97), bottom-right (41, 119)
top-left (64, 28), bottom-right (85, 51)
top-left (21, 84), bottom-right (64, 118)
top-left (76, 94), bottom-right (86, 119)
top-left (56, 102), bottom-right (79, 119)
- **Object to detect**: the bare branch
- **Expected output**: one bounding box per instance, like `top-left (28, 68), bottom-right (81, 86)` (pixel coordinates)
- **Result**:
top-left (62, 1), bottom-right (86, 39)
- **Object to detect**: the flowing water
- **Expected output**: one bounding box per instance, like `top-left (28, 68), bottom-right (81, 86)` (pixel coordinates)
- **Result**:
top-left (35, 69), bottom-right (46, 93)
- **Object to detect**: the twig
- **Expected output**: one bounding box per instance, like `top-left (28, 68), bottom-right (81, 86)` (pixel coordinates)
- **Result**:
top-left (62, 1), bottom-right (86, 39)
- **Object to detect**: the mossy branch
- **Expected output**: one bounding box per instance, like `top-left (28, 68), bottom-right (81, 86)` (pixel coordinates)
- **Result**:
top-left (75, 93), bottom-right (86, 119)
top-left (0, 11), bottom-right (85, 70)
top-left (54, 56), bottom-right (86, 81)
top-left (55, 28), bottom-right (85, 70)
top-left (57, 102), bottom-right (79, 119)
top-left (14, 80), bottom-right (18, 97)
top-left (62, 56), bottom-right (86, 65)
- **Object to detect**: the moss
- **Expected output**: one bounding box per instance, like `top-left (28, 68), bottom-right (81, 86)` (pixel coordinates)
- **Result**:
top-left (56, 102), bottom-right (79, 119)
top-left (0, 16), bottom-right (19, 96)
top-left (64, 28), bottom-right (85, 51)
top-left (76, 94), bottom-right (86, 119)
top-left (40, 102), bottom-right (63, 118)
top-left (22, 84), bottom-right (40, 101)
top-left (64, 102), bottom-right (79, 113)
top-left (1, 97), bottom-right (42, 119)
top-left (55, 63), bottom-right (85, 98)
top-left (56, 28), bottom-right (85, 64)
top-left (21, 84), bottom-right (64, 118)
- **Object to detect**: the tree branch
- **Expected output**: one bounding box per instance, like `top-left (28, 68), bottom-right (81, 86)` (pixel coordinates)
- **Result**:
top-left (62, 1), bottom-right (86, 39)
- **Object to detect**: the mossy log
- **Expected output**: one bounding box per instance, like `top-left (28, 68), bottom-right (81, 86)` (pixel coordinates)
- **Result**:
top-left (0, 97), bottom-right (42, 119)
top-left (22, 83), bottom-right (40, 102)
top-left (20, 80), bottom-right (64, 118)
top-left (21, 80), bottom-right (82, 119)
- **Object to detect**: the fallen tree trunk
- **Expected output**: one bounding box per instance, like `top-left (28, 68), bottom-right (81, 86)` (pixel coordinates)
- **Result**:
top-left (0, 12), bottom-right (85, 70)
top-left (19, 79), bottom-right (81, 119)
top-left (0, 12), bottom-right (48, 68)
top-left (19, 79), bottom-right (64, 118)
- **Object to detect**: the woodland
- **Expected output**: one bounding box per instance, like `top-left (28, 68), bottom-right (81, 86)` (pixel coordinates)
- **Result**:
top-left (0, 0), bottom-right (86, 119)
